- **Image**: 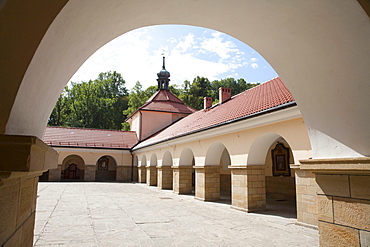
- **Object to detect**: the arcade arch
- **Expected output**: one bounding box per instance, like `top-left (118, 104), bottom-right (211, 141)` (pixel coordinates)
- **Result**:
top-left (147, 153), bottom-right (158, 186)
top-left (61, 155), bottom-right (85, 181)
top-left (95, 155), bottom-right (117, 182)
top-left (157, 151), bottom-right (173, 190)
top-left (138, 155), bottom-right (147, 183)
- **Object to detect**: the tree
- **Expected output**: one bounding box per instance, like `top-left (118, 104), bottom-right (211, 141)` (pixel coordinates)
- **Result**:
top-left (48, 71), bottom-right (129, 130)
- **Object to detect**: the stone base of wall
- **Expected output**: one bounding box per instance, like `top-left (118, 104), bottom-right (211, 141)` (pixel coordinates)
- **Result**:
top-left (48, 165), bottom-right (61, 181)
top-left (157, 166), bottom-right (173, 189)
top-left (172, 166), bottom-right (193, 194)
top-left (138, 166), bottom-right (146, 183)
top-left (292, 165), bottom-right (318, 226)
top-left (300, 158), bottom-right (370, 247)
top-left (229, 165), bottom-right (266, 212)
top-left (84, 165), bottom-right (96, 181)
top-left (116, 166), bottom-right (132, 182)
top-left (146, 166), bottom-right (157, 186)
top-left (194, 166), bottom-right (220, 201)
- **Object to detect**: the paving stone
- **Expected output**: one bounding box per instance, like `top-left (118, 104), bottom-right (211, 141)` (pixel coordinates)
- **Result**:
top-left (34, 182), bottom-right (318, 246)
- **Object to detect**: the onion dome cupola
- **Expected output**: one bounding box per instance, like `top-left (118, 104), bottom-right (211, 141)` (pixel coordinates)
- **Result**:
top-left (157, 56), bottom-right (170, 90)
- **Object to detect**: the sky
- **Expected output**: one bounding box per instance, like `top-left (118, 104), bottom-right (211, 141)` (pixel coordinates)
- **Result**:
top-left (70, 25), bottom-right (278, 91)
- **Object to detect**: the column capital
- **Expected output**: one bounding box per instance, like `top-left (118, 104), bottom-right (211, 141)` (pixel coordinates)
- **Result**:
top-left (0, 135), bottom-right (58, 174)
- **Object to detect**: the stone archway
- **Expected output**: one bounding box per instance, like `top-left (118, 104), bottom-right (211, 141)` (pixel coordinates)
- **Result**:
top-left (147, 153), bottom-right (157, 186)
top-left (195, 142), bottom-right (231, 202)
top-left (174, 147), bottom-right (195, 195)
top-left (61, 155), bottom-right (85, 181)
top-left (138, 155), bottom-right (147, 183)
top-left (157, 151), bottom-right (173, 190)
top-left (95, 155), bottom-right (117, 182)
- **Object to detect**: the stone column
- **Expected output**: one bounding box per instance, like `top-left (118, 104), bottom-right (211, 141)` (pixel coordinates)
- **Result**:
top-left (300, 158), bottom-right (370, 247)
top-left (229, 165), bottom-right (266, 212)
top-left (116, 166), bottom-right (131, 182)
top-left (146, 166), bottom-right (157, 186)
top-left (0, 135), bottom-right (58, 246)
top-left (172, 166), bottom-right (193, 194)
top-left (291, 164), bottom-right (318, 227)
top-left (157, 166), bottom-right (173, 190)
top-left (84, 164), bottom-right (96, 181)
top-left (194, 166), bottom-right (220, 201)
top-left (48, 164), bottom-right (62, 181)
top-left (138, 166), bottom-right (146, 183)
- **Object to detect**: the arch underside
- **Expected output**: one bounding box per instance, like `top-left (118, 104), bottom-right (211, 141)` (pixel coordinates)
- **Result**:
top-left (1, 0), bottom-right (369, 158)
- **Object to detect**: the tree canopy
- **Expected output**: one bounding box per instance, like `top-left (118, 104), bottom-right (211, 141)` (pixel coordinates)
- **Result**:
top-left (48, 71), bottom-right (259, 130)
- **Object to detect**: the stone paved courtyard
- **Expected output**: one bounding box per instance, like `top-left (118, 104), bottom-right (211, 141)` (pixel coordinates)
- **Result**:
top-left (34, 182), bottom-right (318, 246)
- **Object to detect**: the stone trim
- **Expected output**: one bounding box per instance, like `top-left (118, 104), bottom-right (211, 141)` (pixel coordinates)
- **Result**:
top-left (299, 157), bottom-right (370, 174)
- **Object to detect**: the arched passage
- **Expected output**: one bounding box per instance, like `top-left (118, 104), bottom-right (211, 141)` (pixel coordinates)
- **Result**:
top-left (61, 155), bottom-right (85, 181)
top-left (147, 153), bottom-right (157, 186)
top-left (174, 147), bottom-right (195, 195)
top-left (196, 143), bottom-right (231, 202)
top-left (157, 151), bottom-right (173, 190)
top-left (95, 155), bottom-right (117, 182)
top-left (138, 155), bottom-right (147, 183)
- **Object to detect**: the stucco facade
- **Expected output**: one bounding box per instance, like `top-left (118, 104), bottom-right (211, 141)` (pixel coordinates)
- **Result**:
top-left (1, 1), bottom-right (369, 246)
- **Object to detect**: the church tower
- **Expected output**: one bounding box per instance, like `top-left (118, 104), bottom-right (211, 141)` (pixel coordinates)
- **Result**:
top-left (125, 57), bottom-right (196, 141)
top-left (157, 56), bottom-right (170, 90)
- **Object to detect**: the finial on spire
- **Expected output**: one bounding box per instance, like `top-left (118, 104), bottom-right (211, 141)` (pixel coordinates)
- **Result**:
top-left (157, 54), bottom-right (170, 90)
top-left (162, 55), bottom-right (165, 70)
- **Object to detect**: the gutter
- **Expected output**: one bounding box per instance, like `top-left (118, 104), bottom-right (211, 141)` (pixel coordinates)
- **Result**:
top-left (132, 101), bottom-right (297, 151)
top-left (49, 145), bottom-right (132, 151)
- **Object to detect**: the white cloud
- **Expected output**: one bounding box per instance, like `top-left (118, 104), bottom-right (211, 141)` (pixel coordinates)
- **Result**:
top-left (69, 26), bottom-right (270, 91)
top-left (251, 63), bottom-right (259, 69)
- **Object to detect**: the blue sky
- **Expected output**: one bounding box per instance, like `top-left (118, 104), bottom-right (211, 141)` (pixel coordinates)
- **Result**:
top-left (70, 25), bottom-right (278, 91)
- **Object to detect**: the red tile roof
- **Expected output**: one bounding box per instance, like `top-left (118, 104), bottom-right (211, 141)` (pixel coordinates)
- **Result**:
top-left (128, 90), bottom-right (196, 118)
top-left (43, 127), bottom-right (138, 149)
top-left (134, 77), bottom-right (295, 149)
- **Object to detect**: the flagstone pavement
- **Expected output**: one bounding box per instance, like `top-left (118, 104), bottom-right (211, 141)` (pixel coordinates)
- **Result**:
top-left (34, 182), bottom-right (318, 247)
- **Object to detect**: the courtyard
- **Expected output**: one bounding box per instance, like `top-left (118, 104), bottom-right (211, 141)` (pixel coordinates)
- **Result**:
top-left (34, 182), bottom-right (318, 246)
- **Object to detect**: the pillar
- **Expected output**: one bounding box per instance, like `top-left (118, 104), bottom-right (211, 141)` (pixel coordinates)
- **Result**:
top-left (48, 164), bottom-right (61, 181)
top-left (0, 135), bottom-right (58, 246)
top-left (157, 166), bottom-right (173, 189)
top-left (194, 166), bottom-right (220, 201)
top-left (146, 166), bottom-right (157, 186)
top-left (291, 164), bottom-right (318, 226)
top-left (84, 164), bottom-right (96, 181)
top-left (300, 158), bottom-right (370, 247)
top-left (116, 166), bottom-right (131, 182)
top-left (172, 166), bottom-right (193, 194)
top-left (138, 166), bottom-right (146, 183)
top-left (229, 165), bottom-right (266, 212)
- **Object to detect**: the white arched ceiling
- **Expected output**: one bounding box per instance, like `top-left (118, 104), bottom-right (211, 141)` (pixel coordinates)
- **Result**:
top-left (247, 133), bottom-right (281, 166)
top-left (4, 0), bottom-right (370, 159)
top-left (140, 155), bottom-right (147, 167)
top-left (179, 147), bottom-right (195, 166)
top-left (150, 153), bottom-right (158, 167)
top-left (162, 151), bottom-right (173, 167)
top-left (205, 142), bottom-right (229, 166)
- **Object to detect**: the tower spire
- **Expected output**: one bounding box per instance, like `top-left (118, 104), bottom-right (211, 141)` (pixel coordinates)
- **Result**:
top-left (157, 55), bottom-right (170, 90)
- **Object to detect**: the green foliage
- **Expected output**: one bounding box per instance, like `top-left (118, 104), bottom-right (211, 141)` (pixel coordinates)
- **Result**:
top-left (48, 71), bottom-right (129, 130)
top-left (179, 77), bottom-right (259, 110)
top-left (48, 70), bottom-right (259, 131)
